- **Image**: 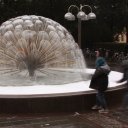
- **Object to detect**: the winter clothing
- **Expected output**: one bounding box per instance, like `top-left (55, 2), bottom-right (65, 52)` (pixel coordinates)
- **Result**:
top-left (89, 64), bottom-right (110, 91)
top-left (96, 90), bottom-right (107, 109)
top-left (95, 57), bottom-right (106, 68)
top-left (90, 56), bottom-right (110, 110)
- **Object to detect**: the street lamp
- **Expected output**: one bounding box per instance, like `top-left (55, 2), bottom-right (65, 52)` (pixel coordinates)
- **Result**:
top-left (64, 4), bottom-right (96, 48)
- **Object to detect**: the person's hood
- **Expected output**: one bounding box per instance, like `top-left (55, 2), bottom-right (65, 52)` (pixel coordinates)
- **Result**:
top-left (100, 64), bottom-right (111, 74)
top-left (96, 57), bottom-right (106, 68)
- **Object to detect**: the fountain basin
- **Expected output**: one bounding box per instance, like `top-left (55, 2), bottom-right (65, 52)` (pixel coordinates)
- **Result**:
top-left (0, 68), bottom-right (125, 113)
top-left (0, 68), bottom-right (125, 98)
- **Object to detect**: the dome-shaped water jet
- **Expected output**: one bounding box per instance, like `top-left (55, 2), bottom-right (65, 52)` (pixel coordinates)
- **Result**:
top-left (0, 15), bottom-right (86, 85)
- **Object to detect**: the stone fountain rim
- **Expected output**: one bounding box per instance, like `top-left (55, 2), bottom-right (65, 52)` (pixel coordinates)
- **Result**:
top-left (0, 68), bottom-right (125, 98)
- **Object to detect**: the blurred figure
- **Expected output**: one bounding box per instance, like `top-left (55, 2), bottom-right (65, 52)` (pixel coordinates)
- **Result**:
top-left (89, 49), bottom-right (111, 113)
top-left (117, 59), bottom-right (128, 110)
top-left (124, 44), bottom-right (128, 56)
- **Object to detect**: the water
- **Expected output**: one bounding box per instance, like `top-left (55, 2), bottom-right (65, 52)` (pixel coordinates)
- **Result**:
top-left (0, 15), bottom-right (87, 86)
top-left (0, 69), bottom-right (90, 86)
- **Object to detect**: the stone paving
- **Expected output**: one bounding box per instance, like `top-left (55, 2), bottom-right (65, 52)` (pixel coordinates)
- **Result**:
top-left (0, 108), bottom-right (127, 128)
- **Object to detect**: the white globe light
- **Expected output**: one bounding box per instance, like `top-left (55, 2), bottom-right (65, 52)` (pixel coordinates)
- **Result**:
top-left (64, 12), bottom-right (75, 21)
top-left (77, 11), bottom-right (86, 19)
top-left (88, 12), bottom-right (96, 19)
top-left (81, 14), bottom-right (88, 21)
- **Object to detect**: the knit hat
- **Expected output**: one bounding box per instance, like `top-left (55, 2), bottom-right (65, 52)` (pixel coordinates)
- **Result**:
top-left (96, 57), bottom-right (106, 68)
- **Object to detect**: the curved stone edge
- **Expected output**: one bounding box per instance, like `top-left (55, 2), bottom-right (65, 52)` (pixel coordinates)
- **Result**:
top-left (0, 83), bottom-right (126, 99)
top-left (0, 69), bottom-right (125, 98)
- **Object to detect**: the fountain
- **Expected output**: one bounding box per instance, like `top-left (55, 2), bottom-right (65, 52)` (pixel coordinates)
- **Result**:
top-left (0, 15), bottom-right (87, 86)
top-left (0, 15), bottom-right (125, 113)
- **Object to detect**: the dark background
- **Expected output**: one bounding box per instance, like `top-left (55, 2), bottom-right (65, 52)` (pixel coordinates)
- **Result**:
top-left (0, 0), bottom-right (128, 49)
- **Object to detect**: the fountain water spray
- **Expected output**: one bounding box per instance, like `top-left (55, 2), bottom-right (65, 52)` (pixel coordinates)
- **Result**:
top-left (0, 15), bottom-right (86, 84)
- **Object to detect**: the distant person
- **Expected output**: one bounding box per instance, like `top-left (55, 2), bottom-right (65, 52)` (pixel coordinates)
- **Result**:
top-left (89, 49), bottom-right (111, 113)
top-left (124, 44), bottom-right (128, 56)
top-left (117, 59), bottom-right (128, 110)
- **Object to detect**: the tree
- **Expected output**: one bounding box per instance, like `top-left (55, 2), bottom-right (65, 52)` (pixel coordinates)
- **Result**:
top-left (94, 0), bottom-right (128, 42)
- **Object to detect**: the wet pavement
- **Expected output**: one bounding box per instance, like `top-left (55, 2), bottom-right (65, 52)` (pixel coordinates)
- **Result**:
top-left (0, 107), bottom-right (128, 128)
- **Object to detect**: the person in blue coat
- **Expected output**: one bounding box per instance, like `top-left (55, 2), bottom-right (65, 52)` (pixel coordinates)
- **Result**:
top-left (89, 49), bottom-right (111, 113)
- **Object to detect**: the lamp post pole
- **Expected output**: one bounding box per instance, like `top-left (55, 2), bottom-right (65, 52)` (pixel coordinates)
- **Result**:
top-left (64, 4), bottom-right (96, 49)
top-left (78, 19), bottom-right (81, 48)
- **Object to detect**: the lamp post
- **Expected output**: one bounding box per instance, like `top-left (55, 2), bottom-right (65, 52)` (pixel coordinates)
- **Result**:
top-left (64, 4), bottom-right (96, 48)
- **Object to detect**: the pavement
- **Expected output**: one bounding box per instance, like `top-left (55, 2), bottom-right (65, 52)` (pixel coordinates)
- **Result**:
top-left (0, 107), bottom-right (127, 128)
